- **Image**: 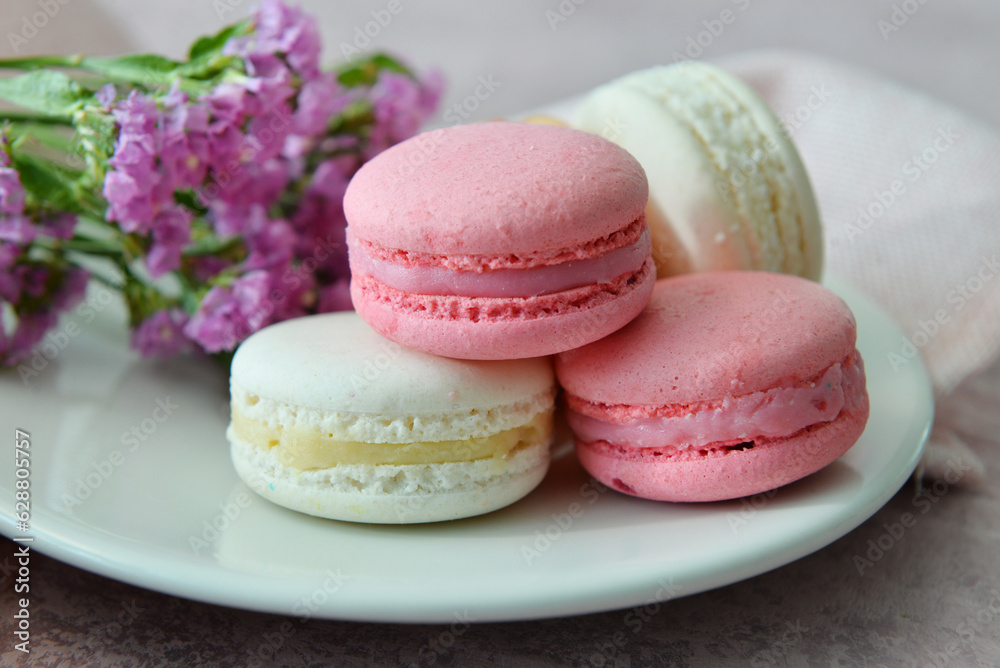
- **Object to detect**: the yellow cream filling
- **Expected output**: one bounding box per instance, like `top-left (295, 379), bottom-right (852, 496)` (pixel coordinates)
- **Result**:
top-left (231, 410), bottom-right (552, 470)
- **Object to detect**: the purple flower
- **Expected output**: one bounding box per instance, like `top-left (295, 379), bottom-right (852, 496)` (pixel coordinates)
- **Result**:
top-left (242, 206), bottom-right (296, 271)
top-left (189, 255), bottom-right (229, 283)
top-left (96, 83), bottom-right (117, 109)
top-left (0, 244), bottom-right (21, 302)
top-left (245, 102), bottom-right (293, 163)
top-left (365, 70), bottom-right (445, 159)
top-left (146, 207), bottom-right (193, 278)
top-left (206, 156), bottom-right (290, 221)
top-left (39, 213), bottom-right (77, 240)
top-left (14, 264), bottom-right (49, 300)
top-left (232, 0), bottom-right (322, 80)
top-left (1, 310), bottom-right (56, 365)
top-left (317, 278), bottom-right (352, 313)
top-left (104, 171), bottom-right (155, 233)
top-left (0, 166), bottom-right (26, 215)
top-left (0, 216), bottom-right (35, 244)
top-left (290, 157), bottom-right (352, 273)
top-left (50, 266), bottom-right (89, 312)
top-left (105, 91), bottom-right (162, 233)
top-left (270, 264), bottom-right (315, 321)
top-left (111, 90), bottom-right (158, 137)
top-left (183, 270), bottom-right (273, 353)
top-left (292, 75), bottom-right (350, 136)
top-left (0, 263), bottom-right (89, 365)
top-left (131, 308), bottom-right (191, 358)
top-left (159, 100), bottom-right (211, 191)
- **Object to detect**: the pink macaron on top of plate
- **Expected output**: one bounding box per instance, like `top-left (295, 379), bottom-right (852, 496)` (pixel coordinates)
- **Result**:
top-left (556, 271), bottom-right (858, 407)
top-left (344, 121), bottom-right (648, 256)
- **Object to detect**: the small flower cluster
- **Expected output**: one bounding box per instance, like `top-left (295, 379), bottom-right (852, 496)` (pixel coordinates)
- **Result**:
top-left (0, 135), bottom-right (88, 365)
top-left (0, 0), bottom-right (441, 366)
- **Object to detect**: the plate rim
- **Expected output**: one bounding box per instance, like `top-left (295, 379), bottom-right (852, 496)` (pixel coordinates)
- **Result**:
top-left (0, 275), bottom-right (933, 623)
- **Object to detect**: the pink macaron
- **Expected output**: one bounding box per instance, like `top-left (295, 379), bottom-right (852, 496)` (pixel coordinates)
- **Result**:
top-left (344, 122), bottom-right (656, 360)
top-left (555, 272), bottom-right (870, 502)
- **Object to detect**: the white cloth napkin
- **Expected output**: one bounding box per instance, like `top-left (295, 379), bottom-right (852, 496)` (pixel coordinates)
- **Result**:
top-left (721, 50), bottom-right (1000, 483)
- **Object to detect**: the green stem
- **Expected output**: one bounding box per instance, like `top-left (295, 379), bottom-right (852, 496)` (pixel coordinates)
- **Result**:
top-left (63, 236), bottom-right (123, 258)
top-left (0, 112), bottom-right (73, 126)
top-left (0, 55), bottom-right (84, 70)
top-left (87, 271), bottom-right (124, 291)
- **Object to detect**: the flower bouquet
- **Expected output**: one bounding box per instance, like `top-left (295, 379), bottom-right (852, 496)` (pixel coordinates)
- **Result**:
top-left (0, 0), bottom-right (441, 375)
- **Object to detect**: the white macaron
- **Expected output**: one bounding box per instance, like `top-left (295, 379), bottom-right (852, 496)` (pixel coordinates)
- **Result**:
top-left (574, 62), bottom-right (823, 281)
top-left (227, 312), bottom-right (555, 524)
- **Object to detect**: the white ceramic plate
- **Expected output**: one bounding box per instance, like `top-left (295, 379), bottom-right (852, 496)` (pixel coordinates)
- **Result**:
top-left (0, 276), bottom-right (930, 623)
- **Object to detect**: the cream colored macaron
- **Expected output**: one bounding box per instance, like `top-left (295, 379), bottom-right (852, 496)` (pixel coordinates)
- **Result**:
top-left (574, 62), bottom-right (823, 280)
top-left (227, 313), bottom-right (555, 524)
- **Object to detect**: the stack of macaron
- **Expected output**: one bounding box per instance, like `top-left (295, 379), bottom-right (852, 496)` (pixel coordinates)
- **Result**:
top-left (226, 62), bottom-right (869, 524)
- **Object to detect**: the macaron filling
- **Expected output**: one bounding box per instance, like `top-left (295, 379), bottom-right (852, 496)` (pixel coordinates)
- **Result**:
top-left (348, 220), bottom-right (651, 299)
top-left (230, 409), bottom-right (553, 469)
top-left (566, 353), bottom-right (864, 450)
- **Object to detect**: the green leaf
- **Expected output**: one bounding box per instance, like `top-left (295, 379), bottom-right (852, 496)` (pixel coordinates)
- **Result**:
top-left (3, 121), bottom-right (75, 152)
top-left (175, 54), bottom-right (240, 82)
top-left (370, 53), bottom-right (412, 76)
top-left (188, 19), bottom-right (249, 60)
top-left (11, 152), bottom-right (84, 213)
top-left (336, 52), bottom-right (413, 88)
top-left (78, 54), bottom-right (181, 88)
top-left (0, 70), bottom-right (89, 118)
top-left (173, 189), bottom-right (208, 216)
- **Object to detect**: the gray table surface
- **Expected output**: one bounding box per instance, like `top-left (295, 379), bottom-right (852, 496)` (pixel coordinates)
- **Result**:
top-left (2, 1), bottom-right (999, 666)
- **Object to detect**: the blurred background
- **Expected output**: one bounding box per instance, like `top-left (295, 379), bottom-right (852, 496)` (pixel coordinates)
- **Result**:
top-left (1, 0), bottom-right (998, 128)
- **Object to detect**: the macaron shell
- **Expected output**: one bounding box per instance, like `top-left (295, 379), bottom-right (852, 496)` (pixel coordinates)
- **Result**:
top-left (227, 312), bottom-right (556, 523)
top-left (575, 375), bottom-right (869, 502)
top-left (573, 63), bottom-right (823, 281)
top-left (577, 84), bottom-right (758, 276)
top-left (230, 433), bottom-right (550, 524)
top-left (231, 312), bottom-right (553, 413)
top-left (705, 64), bottom-right (823, 279)
top-left (343, 122), bottom-right (648, 255)
top-left (352, 257), bottom-right (657, 360)
top-left (555, 272), bottom-right (856, 406)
